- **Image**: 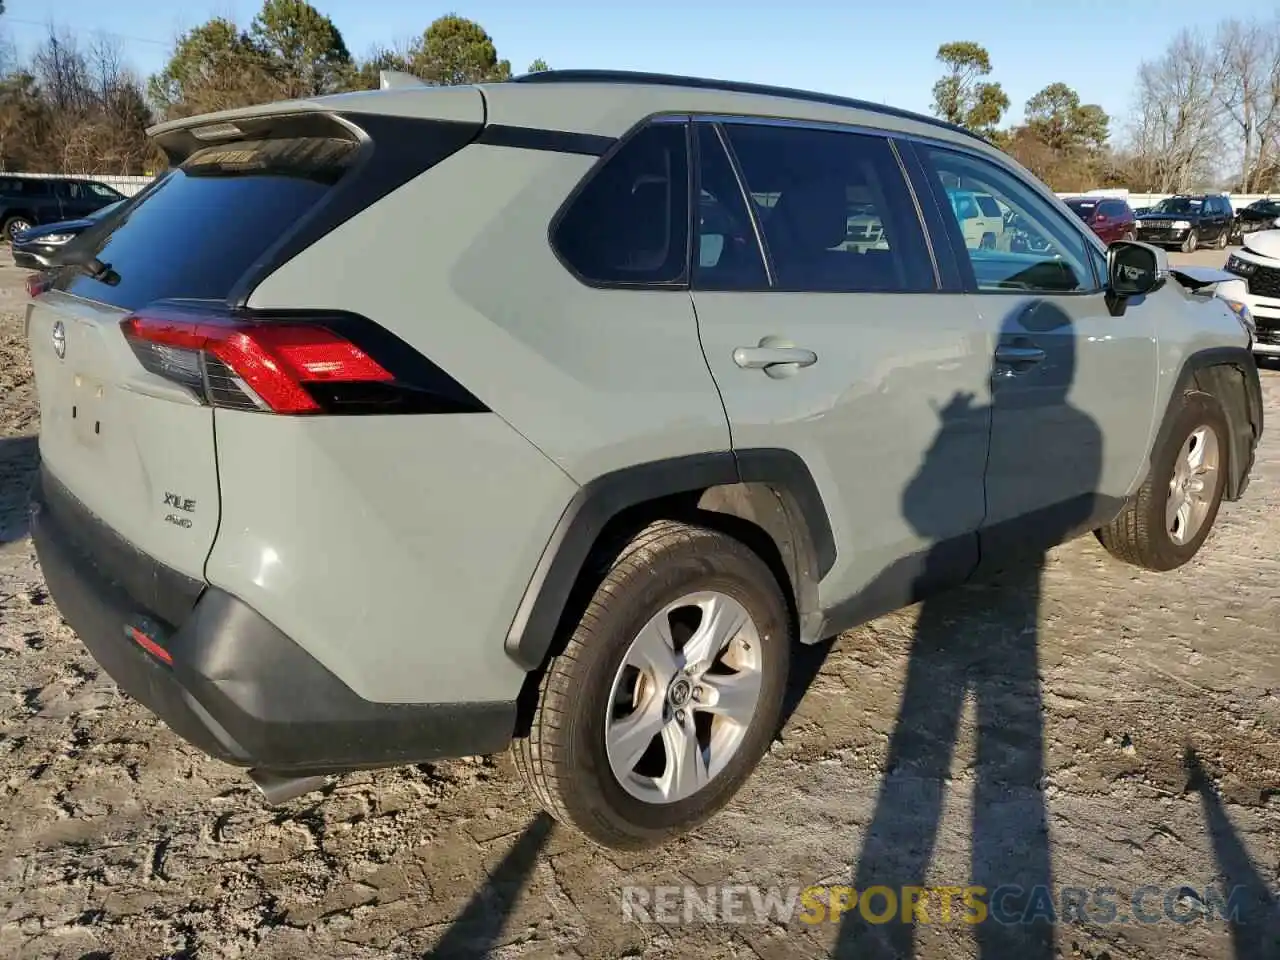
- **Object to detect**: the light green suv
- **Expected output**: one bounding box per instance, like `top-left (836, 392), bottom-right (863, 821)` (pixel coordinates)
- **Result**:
top-left (24, 69), bottom-right (1263, 850)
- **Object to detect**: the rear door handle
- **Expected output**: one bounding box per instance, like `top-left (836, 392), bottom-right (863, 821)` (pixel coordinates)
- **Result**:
top-left (994, 344), bottom-right (1046, 365)
top-left (733, 338), bottom-right (818, 379)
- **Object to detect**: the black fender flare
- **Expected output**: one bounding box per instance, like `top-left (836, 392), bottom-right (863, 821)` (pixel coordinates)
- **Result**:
top-left (1150, 346), bottom-right (1262, 502)
top-left (504, 449), bottom-right (836, 671)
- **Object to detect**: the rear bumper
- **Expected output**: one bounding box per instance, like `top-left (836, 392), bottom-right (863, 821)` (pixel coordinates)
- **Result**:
top-left (30, 466), bottom-right (516, 773)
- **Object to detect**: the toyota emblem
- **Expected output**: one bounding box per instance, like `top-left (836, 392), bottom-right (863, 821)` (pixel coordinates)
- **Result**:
top-left (51, 320), bottom-right (66, 360)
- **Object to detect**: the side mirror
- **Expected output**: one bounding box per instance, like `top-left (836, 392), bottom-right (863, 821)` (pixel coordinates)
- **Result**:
top-left (1107, 240), bottom-right (1168, 298)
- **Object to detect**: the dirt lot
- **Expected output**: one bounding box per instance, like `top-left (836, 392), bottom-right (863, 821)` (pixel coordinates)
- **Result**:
top-left (1, 246), bottom-right (1278, 960)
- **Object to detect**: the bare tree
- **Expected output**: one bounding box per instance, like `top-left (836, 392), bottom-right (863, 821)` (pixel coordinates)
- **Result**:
top-left (1128, 29), bottom-right (1226, 192)
top-left (1212, 18), bottom-right (1280, 192)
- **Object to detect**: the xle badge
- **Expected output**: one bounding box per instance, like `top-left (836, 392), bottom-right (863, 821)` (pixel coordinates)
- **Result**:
top-left (164, 492), bottom-right (196, 529)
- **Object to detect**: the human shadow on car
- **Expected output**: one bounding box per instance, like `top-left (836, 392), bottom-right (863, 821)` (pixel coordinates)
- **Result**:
top-left (1184, 748), bottom-right (1280, 959)
top-left (423, 812), bottom-right (554, 958)
top-left (830, 302), bottom-right (1102, 959)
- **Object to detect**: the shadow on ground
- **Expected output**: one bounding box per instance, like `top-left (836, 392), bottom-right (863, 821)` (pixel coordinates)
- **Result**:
top-left (0, 434), bottom-right (38, 546)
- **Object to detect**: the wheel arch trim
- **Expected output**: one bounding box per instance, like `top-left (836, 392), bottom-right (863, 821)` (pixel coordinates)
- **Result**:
top-left (503, 449), bottom-right (836, 671)
top-left (1153, 346), bottom-right (1263, 502)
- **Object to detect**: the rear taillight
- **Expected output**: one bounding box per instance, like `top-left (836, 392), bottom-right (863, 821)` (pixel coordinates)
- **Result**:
top-left (26, 273), bottom-right (49, 298)
top-left (121, 307), bottom-right (395, 414)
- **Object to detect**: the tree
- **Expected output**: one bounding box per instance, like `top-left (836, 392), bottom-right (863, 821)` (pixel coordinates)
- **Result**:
top-left (1126, 29), bottom-right (1226, 192)
top-left (148, 18), bottom-right (280, 120)
top-left (1023, 82), bottom-right (1109, 154)
top-left (526, 58), bottom-right (551, 74)
top-left (411, 15), bottom-right (511, 85)
top-left (250, 0), bottom-right (352, 97)
top-left (931, 41), bottom-right (1008, 136)
top-left (351, 45), bottom-right (413, 91)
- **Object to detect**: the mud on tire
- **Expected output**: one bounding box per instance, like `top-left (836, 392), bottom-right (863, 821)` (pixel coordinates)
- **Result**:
top-left (511, 519), bottom-right (791, 850)
top-left (1096, 390), bottom-right (1230, 571)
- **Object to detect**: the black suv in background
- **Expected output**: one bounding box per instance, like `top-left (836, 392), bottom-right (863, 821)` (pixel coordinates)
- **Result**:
top-left (1231, 197), bottom-right (1280, 243)
top-left (0, 175), bottom-right (125, 241)
top-left (1135, 193), bottom-right (1235, 253)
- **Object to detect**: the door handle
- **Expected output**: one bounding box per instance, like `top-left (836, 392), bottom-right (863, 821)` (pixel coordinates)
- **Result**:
top-left (994, 344), bottom-right (1046, 365)
top-left (733, 337), bottom-right (818, 379)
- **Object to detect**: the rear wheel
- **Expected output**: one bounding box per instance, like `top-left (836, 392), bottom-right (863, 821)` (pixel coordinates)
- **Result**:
top-left (1181, 229), bottom-right (1199, 254)
top-left (1217, 228), bottom-right (1229, 250)
top-left (1096, 390), bottom-right (1229, 571)
top-left (512, 519), bottom-right (791, 850)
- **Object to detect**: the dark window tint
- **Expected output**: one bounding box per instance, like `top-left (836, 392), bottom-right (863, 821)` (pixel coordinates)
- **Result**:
top-left (924, 147), bottom-right (1097, 293)
top-left (722, 123), bottom-right (934, 293)
top-left (553, 122), bottom-right (689, 285)
top-left (54, 136), bottom-right (359, 310)
top-left (693, 124), bottom-right (768, 290)
top-left (975, 193), bottom-right (1001, 217)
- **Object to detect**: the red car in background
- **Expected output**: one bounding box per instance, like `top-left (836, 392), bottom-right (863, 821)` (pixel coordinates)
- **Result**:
top-left (1064, 196), bottom-right (1137, 244)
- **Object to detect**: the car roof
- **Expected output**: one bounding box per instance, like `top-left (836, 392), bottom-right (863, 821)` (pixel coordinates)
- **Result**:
top-left (510, 70), bottom-right (988, 144)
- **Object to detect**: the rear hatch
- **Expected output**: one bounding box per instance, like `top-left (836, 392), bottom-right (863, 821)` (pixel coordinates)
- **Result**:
top-left (27, 101), bottom-right (481, 586)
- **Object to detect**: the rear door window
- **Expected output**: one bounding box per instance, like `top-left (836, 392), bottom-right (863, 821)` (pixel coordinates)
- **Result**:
top-left (53, 136), bottom-right (360, 310)
top-left (553, 121), bottom-right (690, 286)
top-left (722, 122), bottom-right (935, 293)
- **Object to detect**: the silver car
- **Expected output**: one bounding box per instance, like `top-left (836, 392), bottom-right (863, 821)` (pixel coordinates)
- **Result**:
top-left (24, 69), bottom-right (1263, 850)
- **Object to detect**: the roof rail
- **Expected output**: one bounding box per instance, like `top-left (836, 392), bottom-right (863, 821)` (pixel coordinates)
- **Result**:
top-left (510, 69), bottom-right (988, 144)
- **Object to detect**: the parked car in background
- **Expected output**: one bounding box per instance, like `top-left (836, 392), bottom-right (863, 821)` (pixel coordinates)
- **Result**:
top-left (1221, 231), bottom-right (1280, 359)
top-left (946, 187), bottom-right (1005, 249)
top-left (1134, 194), bottom-right (1234, 253)
top-left (1230, 197), bottom-right (1280, 244)
top-left (12, 199), bottom-right (125, 269)
top-left (0, 176), bottom-right (125, 241)
top-left (1064, 196), bottom-right (1136, 244)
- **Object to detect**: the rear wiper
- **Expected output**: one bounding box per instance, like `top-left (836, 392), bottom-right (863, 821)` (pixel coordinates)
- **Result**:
top-left (53, 249), bottom-right (120, 286)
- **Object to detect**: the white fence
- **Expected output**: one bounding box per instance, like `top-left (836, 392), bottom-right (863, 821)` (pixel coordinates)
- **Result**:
top-left (3, 172), bottom-right (154, 196)
top-left (7, 172), bottom-right (1279, 211)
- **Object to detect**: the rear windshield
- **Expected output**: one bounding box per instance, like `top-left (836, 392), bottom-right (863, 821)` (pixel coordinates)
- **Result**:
top-left (975, 194), bottom-right (1001, 217)
top-left (53, 136), bottom-right (358, 310)
top-left (1152, 197), bottom-right (1203, 214)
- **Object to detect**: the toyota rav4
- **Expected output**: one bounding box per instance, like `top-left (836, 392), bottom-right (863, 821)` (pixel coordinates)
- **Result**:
top-left (24, 70), bottom-right (1263, 850)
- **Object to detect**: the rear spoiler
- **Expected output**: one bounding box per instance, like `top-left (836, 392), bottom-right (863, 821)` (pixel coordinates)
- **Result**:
top-left (146, 87), bottom-right (485, 165)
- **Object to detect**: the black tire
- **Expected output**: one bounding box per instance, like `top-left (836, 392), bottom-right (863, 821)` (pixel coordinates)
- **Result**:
top-left (1181, 229), bottom-right (1199, 254)
top-left (1217, 228), bottom-right (1229, 250)
top-left (1096, 390), bottom-right (1230, 571)
top-left (980, 232), bottom-right (996, 250)
top-left (4, 216), bottom-right (31, 242)
top-left (512, 519), bottom-right (791, 850)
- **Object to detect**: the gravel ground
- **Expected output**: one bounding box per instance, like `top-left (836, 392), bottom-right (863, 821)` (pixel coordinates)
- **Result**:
top-left (1, 247), bottom-right (1278, 960)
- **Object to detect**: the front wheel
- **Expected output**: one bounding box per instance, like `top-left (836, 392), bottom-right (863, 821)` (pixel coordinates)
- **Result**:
top-left (512, 519), bottom-right (791, 850)
top-left (1181, 229), bottom-right (1199, 254)
top-left (4, 217), bottom-right (31, 242)
top-left (1096, 390), bottom-right (1229, 571)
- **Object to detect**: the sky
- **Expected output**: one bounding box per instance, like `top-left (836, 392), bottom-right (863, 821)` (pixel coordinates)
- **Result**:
top-left (3, 0), bottom-right (1274, 129)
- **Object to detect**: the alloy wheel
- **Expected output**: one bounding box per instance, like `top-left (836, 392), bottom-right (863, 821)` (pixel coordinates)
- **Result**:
top-left (605, 591), bottom-right (763, 804)
top-left (1167, 425), bottom-right (1221, 546)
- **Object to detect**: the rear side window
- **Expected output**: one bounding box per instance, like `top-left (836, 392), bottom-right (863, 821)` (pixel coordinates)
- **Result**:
top-left (54, 136), bottom-right (359, 310)
top-left (553, 122), bottom-right (690, 285)
top-left (723, 123), bottom-right (935, 293)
